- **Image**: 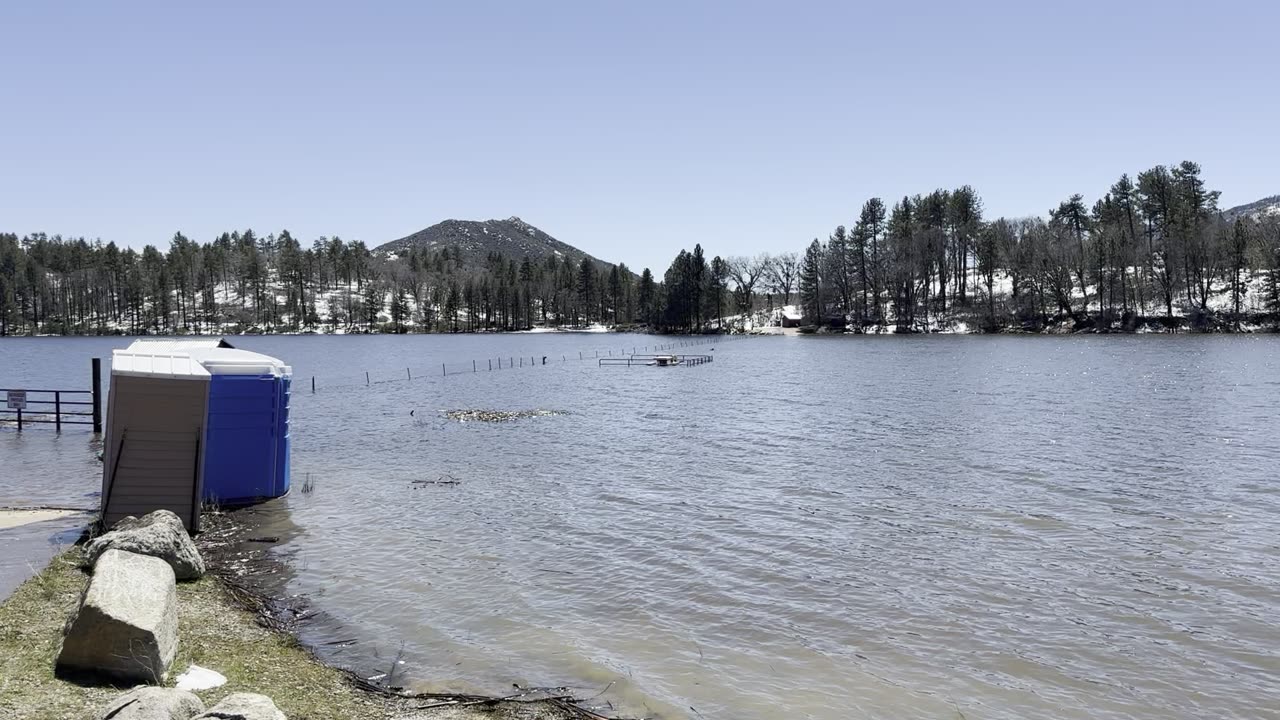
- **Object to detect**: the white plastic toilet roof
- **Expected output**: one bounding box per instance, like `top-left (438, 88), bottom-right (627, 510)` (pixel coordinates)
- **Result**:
top-left (112, 338), bottom-right (289, 379)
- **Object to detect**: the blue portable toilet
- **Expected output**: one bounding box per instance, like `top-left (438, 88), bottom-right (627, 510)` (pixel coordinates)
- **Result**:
top-left (196, 347), bottom-right (292, 505)
top-left (100, 339), bottom-right (292, 530)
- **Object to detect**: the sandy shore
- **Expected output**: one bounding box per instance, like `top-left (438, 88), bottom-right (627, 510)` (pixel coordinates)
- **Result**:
top-left (0, 508), bottom-right (85, 530)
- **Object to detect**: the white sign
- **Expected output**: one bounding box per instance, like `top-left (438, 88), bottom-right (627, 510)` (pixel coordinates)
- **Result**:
top-left (6, 390), bottom-right (26, 410)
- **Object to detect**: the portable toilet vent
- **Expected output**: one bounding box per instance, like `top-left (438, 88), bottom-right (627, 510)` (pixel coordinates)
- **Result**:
top-left (100, 339), bottom-right (292, 531)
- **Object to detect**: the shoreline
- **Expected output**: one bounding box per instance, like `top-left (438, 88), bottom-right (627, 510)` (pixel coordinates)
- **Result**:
top-left (0, 511), bottom-right (617, 720)
top-left (3, 312), bottom-right (1277, 338)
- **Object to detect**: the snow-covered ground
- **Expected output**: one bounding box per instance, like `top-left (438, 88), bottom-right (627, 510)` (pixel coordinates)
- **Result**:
top-left (521, 323), bottom-right (610, 334)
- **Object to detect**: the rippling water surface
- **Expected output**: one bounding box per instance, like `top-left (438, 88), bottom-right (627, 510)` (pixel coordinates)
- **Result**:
top-left (3, 334), bottom-right (1279, 719)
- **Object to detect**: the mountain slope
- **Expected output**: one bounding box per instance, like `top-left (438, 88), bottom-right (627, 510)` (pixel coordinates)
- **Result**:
top-left (375, 217), bottom-right (616, 270)
top-left (1223, 195), bottom-right (1280, 222)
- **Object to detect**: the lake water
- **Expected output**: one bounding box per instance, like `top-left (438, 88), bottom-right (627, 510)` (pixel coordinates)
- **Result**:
top-left (2, 333), bottom-right (1279, 720)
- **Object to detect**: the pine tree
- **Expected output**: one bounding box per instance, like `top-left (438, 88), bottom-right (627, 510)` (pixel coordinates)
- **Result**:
top-left (638, 268), bottom-right (656, 326)
top-left (709, 256), bottom-right (728, 329)
top-left (389, 285), bottom-right (409, 333)
top-left (799, 239), bottom-right (824, 324)
top-left (690, 244), bottom-right (707, 330)
top-left (577, 257), bottom-right (595, 326)
top-left (887, 197), bottom-right (917, 331)
top-left (362, 281), bottom-right (383, 330)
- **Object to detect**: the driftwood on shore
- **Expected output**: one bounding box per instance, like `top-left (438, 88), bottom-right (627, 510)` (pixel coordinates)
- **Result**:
top-left (343, 671), bottom-right (633, 720)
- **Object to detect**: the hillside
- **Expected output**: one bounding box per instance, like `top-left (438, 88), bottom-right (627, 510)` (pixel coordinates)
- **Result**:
top-left (1223, 195), bottom-right (1280, 222)
top-left (375, 217), bottom-right (619, 271)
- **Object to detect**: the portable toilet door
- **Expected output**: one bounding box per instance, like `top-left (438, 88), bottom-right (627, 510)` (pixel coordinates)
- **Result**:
top-left (195, 348), bottom-right (290, 506)
top-left (100, 342), bottom-right (215, 532)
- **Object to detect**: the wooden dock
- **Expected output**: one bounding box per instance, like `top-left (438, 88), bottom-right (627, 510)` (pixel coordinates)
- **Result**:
top-left (598, 354), bottom-right (713, 368)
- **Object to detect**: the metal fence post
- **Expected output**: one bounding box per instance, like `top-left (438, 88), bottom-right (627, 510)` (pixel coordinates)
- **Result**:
top-left (91, 357), bottom-right (102, 433)
top-left (55, 391), bottom-right (61, 432)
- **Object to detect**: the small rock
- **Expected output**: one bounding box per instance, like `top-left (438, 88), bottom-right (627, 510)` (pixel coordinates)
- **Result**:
top-left (97, 686), bottom-right (204, 720)
top-left (86, 509), bottom-right (206, 580)
top-left (174, 664), bottom-right (227, 691)
top-left (193, 693), bottom-right (286, 720)
top-left (57, 549), bottom-right (179, 683)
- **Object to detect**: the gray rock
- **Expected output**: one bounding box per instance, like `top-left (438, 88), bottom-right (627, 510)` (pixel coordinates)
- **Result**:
top-left (97, 686), bottom-right (204, 720)
top-left (57, 549), bottom-right (179, 684)
top-left (193, 693), bottom-right (286, 720)
top-left (86, 509), bottom-right (206, 581)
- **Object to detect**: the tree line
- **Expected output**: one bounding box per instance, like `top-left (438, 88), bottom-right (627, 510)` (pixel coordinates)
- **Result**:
top-left (3, 160), bottom-right (1276, 336)
top-left (654, 161), bottom-right (1280, 332)
top-left (0, 230), bottom-right (654, 335)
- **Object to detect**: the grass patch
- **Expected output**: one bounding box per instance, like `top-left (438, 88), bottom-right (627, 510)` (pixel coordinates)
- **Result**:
top-left (0, 548), bottom-right (397, 720)
top-left (0, 552), bottom-right (105, 720)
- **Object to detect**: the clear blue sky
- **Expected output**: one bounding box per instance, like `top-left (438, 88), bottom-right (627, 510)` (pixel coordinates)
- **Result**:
top-left (2, 1), bottom-right (1276, 273)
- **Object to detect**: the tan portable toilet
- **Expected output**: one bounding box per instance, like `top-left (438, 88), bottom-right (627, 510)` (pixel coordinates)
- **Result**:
top-left (99, 338), bottom-right (233, 531)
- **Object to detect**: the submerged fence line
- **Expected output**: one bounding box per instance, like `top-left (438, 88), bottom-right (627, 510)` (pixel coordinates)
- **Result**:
top-left (302, 334), bottom-right (737, 392)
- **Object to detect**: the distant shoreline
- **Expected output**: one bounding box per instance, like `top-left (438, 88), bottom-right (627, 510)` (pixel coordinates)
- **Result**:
top-left (3, 313), bottom-right (1276, 339)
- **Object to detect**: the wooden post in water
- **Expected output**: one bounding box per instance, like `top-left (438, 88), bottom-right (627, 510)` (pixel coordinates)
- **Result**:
top-left (366, 371), bottom-right (370, 386)
top-left (442, 363), bottom-right (446, 377)
top-left (407, 367), bottom-right (412, 380)
top-left (311, 376), bottom-right (316, 393)
top-left (473, 360), bottom-right (477, 373)
top-left (54, 391), bottom-right (61, 432)
top-left (15, 407), bottom-right (21, 431)
top-left (489, 359), bottom-right (492, 371)
top-left (91, 358), bottom-right (102, 433)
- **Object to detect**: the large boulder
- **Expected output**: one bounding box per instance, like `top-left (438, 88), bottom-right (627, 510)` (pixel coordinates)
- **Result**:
top-left (97, 686), bottom-right (204, 720)
top-left (86, 510), bottom-right (206, 581)
top-left (192, 693), bottom-right (286, 720)
top-left (57, 549), bottom-right (179, 684)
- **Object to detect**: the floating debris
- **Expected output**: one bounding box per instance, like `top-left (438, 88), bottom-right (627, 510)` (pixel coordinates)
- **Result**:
top-left (412, 474), bottom-right (461, 487)
top-left (443, 409), bottom-right (568, 423)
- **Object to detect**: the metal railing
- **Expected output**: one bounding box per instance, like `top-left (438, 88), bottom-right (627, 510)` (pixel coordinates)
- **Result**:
top-left (0, 358), bottom-right (103, 432)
